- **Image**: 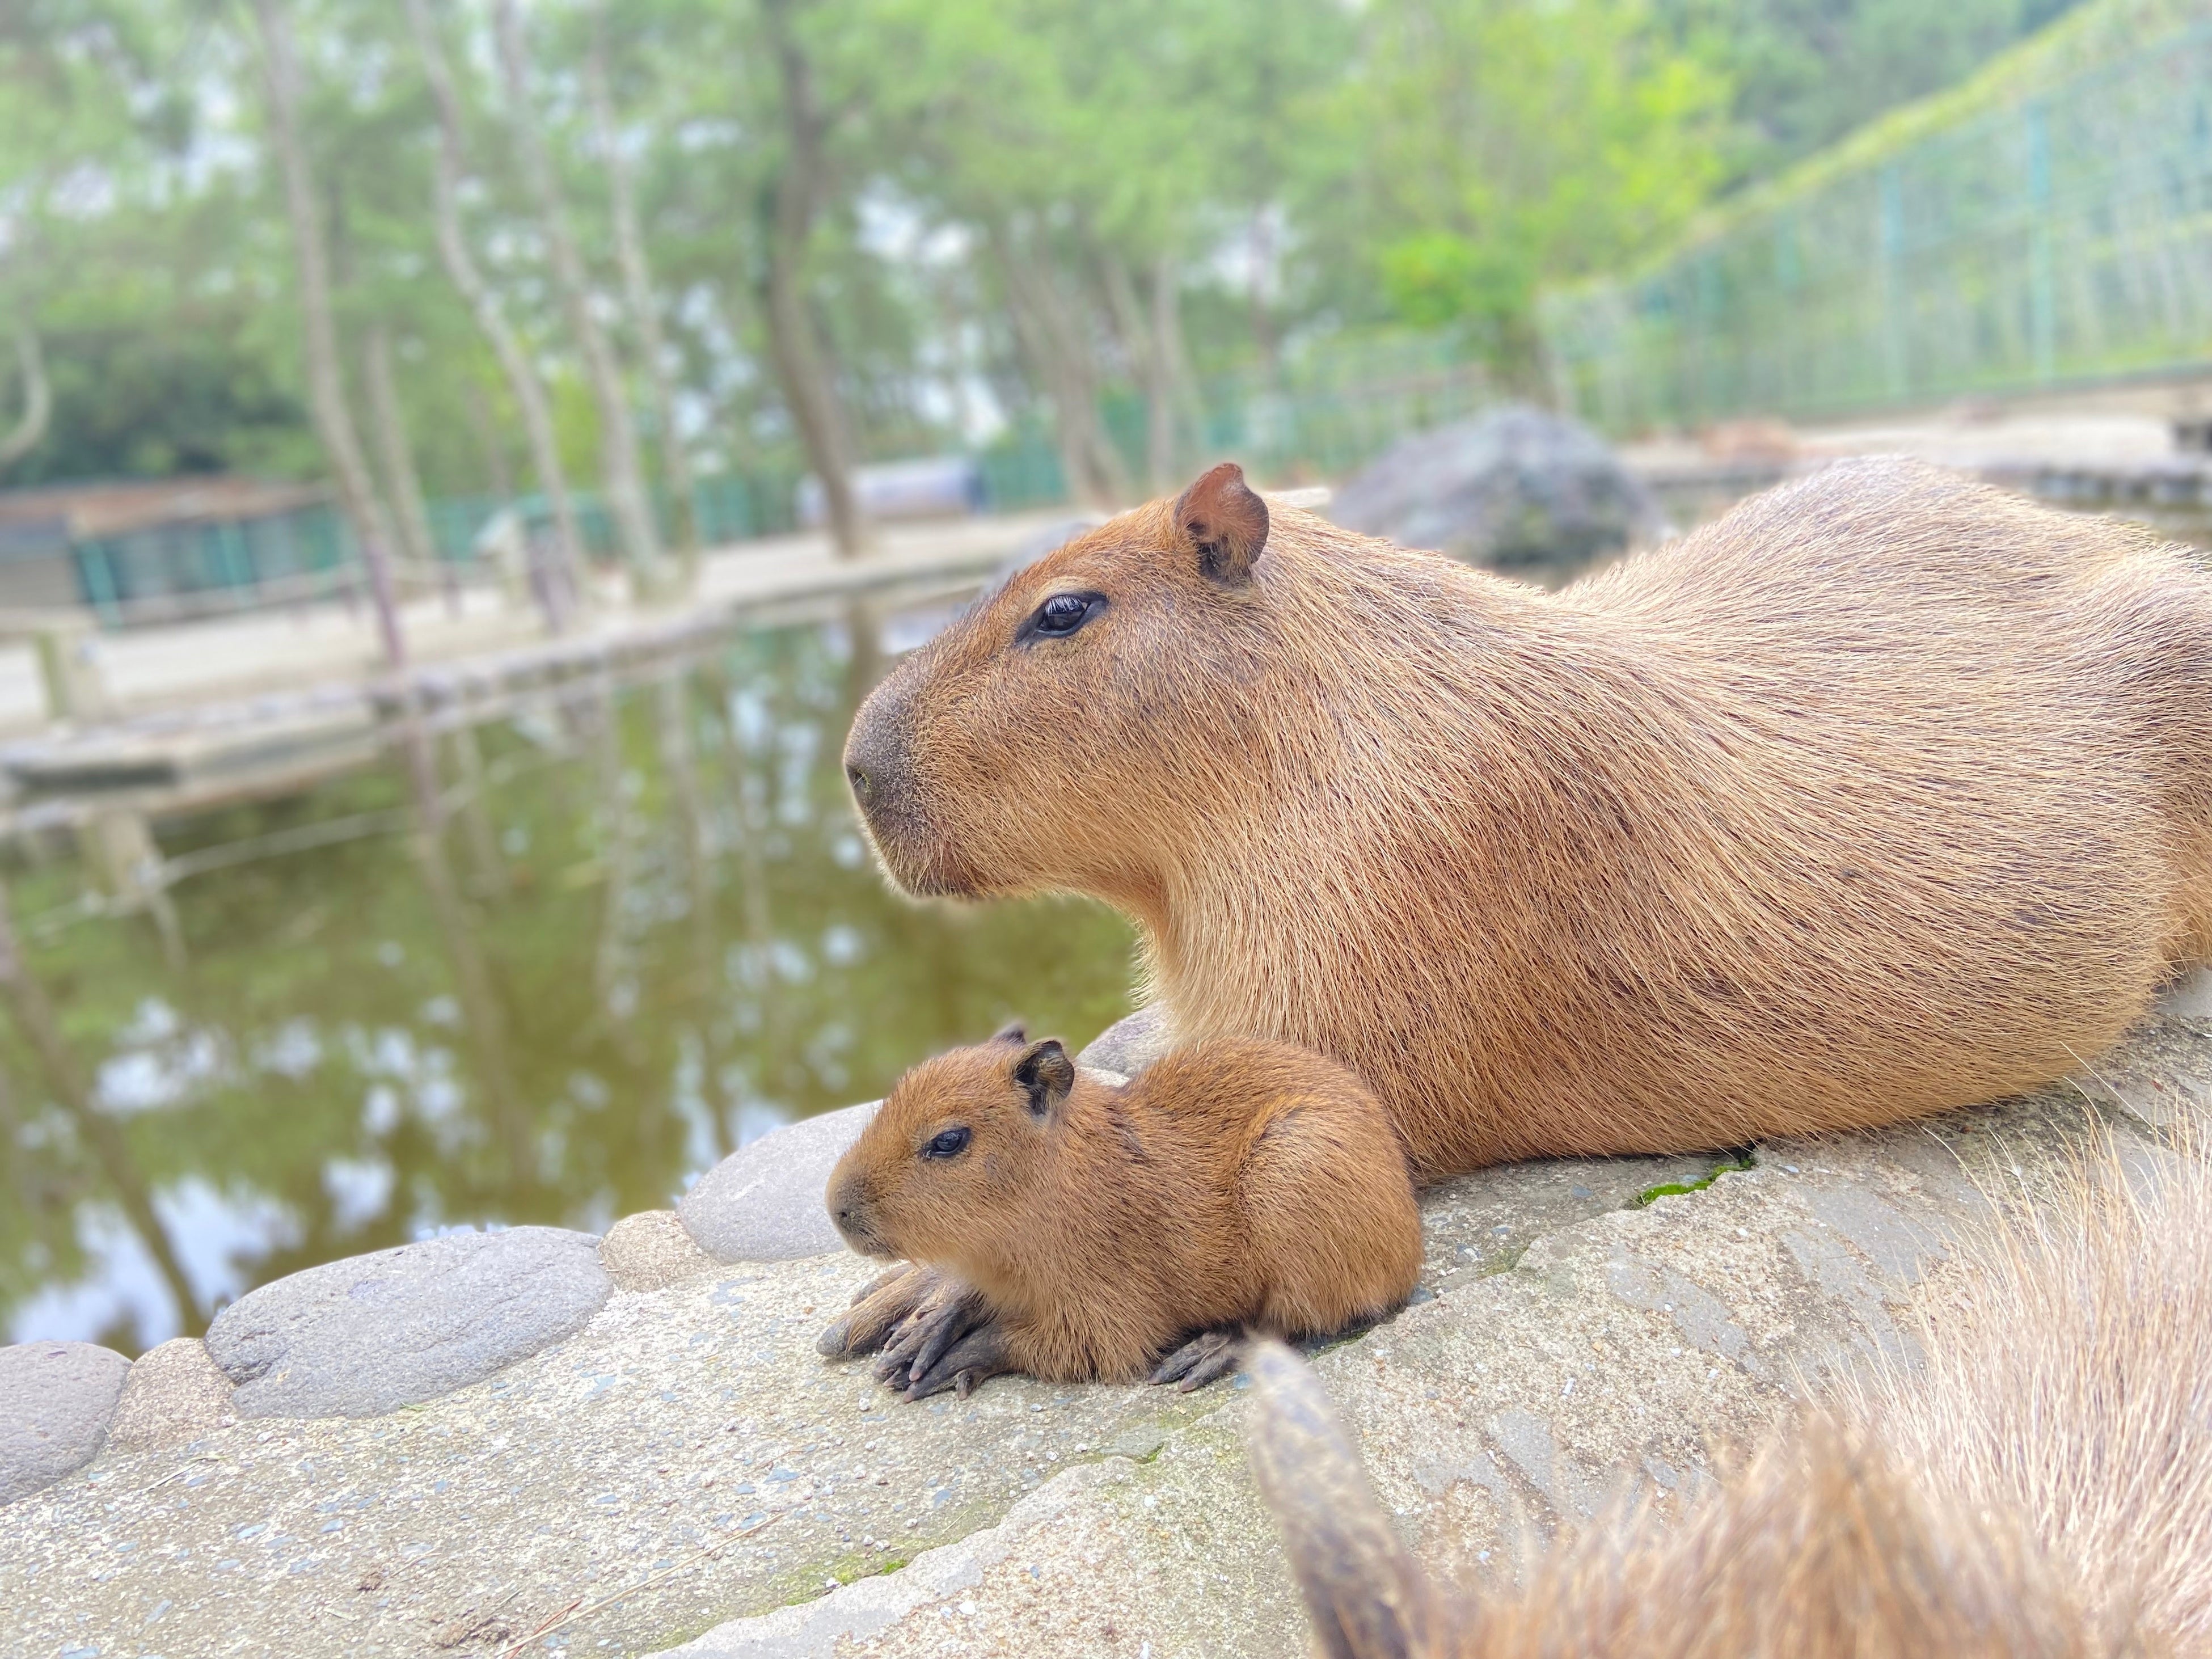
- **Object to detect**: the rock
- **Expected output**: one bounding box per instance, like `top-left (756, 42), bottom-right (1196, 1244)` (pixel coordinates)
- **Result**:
top-left (105, 1337), bottom-right (235, 1453)
top-left (679, 1102), bottom-right (878, 1263)
top-left (603, 1209), bottom-right (720, 1293)
top-left (1328, 404), bottom-right (1666, 579)
top-left (0, 1341), bottom-right (129, 1506)
top-left (2159, 966), bottom-right (2212, 1022)
top-left (1076, 1006), bottom-right (1172, 1079)
top-left (9, 1016), bottom-right (2209, 1659)
top-left (203, 1226), bottom-right (611, 1419)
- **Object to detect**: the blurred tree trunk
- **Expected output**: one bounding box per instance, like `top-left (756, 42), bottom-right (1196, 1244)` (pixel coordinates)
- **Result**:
top-left (460, 376), bottom-right (514, 501)
top-left (586, 12), bottom-right (698, 589)
top-left (758, 0), bottom-right (872, 558)
top-left (1153, 254), bottom-right (1206, 486)
top-left (489, 0), bottom-right (666, 600)
top-left (408, 0), bottom-right (584, 631)
top-left (0, 324), bottom-right (50, 470)
top-left (250, 0), bottom-right (408, 668)
top-left (1100, 252), bottom-right (1181, 493)
top-left (362, 322), bottom-right (440, 576)
top-left (995, 226), bottom-right (1129, 508)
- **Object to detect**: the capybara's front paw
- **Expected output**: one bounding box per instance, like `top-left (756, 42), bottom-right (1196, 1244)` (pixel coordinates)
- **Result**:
top-left (817, 1262), bottom-right (935, 1358)
top-left (872, 1280), bottom-right (991, 1391)
top-left (902, 1316), bottom-right (1016, 1401)
top-left (1150, 1327), bottom-right (1244, 1392)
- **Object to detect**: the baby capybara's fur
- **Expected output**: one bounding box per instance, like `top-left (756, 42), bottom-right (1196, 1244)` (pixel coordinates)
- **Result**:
top-left (844, 457), bottom-right (2212, 1180)
top-left (818, 1029), bottom-right (1421, 1395)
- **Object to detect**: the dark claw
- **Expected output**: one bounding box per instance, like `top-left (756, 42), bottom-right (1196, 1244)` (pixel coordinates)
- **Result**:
top-left (1150, 1328), bottom-right (1244, 1391)
top-left (902, 1320), bottom-right (1014, 1401)
top-left (910, 1288), bottom-right (988, 1376)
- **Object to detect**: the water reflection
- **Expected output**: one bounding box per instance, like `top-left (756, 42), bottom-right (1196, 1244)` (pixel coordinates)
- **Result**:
top-left (0, 615), bottom-right (1137, 1354)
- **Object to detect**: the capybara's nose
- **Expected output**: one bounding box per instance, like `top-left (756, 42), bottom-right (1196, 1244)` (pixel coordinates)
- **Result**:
top-left (826, 1171), bottom-right (876, 1252)
top-left (842, 687), bottom-right (910, 823)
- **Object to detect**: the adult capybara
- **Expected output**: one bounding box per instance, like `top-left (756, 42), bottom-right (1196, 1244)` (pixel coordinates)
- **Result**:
top-left (819, 1028), bottom-right (1421, 1398)
top-left (843, 457), bottom-right (2212, 1181)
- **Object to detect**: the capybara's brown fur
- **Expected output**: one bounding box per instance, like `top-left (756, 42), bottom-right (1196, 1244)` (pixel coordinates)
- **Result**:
top-left (844, 457), bottom-right (2212, 1180)
top-left (1242, 1135), bottom-right (2212, 1658)
top-left (820, 1029), bottom-right (1422, 1389)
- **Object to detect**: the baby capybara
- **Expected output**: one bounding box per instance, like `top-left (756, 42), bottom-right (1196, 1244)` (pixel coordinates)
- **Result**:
top-left (818, 1028), bottom-right (1421, 1398)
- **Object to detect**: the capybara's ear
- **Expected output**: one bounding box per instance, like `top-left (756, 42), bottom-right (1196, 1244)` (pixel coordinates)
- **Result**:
top-left (1012, 1039), bottom-right (1076, 1119)
top-left (1175, 461), bottom-right (1269, 586)
top-left (991, 1021), bottom-right (1027, 1046)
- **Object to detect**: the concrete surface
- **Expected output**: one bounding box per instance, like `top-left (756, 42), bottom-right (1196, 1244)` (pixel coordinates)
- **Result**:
top-left (105, 1337), bottom-right (237, 1455)
top-left (3, 1007), bottom-right (2202, 1657)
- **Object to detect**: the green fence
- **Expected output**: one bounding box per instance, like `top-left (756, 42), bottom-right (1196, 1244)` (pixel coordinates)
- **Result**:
top-left (67, 471), bottom-right (806, 626)
top-left (1544, 20), bottom-right (2212, 433)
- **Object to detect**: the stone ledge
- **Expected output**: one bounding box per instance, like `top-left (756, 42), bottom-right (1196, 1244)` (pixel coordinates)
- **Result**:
top-left (4, 1014), bottom-right (2202, 1654)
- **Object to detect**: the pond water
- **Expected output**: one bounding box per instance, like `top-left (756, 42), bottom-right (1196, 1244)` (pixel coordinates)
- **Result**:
top-left (0, 609), bottom-right (1138, 1355)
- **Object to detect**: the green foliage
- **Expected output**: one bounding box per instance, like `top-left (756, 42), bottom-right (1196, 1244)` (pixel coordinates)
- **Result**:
top-left (1660, 0), bottom-right (2088, 179)
top-left (0, 0), bottom-right (2099, 488)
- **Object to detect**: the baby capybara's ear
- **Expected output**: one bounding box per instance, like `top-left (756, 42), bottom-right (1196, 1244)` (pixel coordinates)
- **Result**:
top-left (1012, 1039), bottom-right (1076, 1119)
top-left (1175, 461), bottom-right (1269, 586)
top-left (1243, 1340), bottom-right (1451, 1659)
top-left (991, 1021), bottom-right (1028, 1046)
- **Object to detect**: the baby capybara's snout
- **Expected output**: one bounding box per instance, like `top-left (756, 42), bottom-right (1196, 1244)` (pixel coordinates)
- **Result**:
top-left (826, 1166), bottom-right (889, 1259)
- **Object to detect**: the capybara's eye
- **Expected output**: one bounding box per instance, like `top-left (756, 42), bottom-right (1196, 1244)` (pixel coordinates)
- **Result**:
top-left (922, 1125), bottom-right (972, 1160)
top-left (1020, 592), bottom-right (1105, 643)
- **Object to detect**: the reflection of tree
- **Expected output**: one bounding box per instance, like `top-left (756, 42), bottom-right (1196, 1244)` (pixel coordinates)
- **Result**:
top-left (399, 716), bottom-right (530, 1176)
top-left (0, 882), bottom-right (204, 1336)
top-left (0, 619), bottom-right (1136, 1352)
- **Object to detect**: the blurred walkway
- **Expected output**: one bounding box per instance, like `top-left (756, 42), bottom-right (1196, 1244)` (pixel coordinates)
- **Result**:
top-left (0, 510), bottom-right (1076, 740)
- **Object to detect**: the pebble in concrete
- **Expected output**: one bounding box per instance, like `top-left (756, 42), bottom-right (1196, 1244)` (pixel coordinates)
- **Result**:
top-left (204, 1225), bottom-right (611, 1419)
top-left (0, 1340), bottom-right (130, 1506)
top-left (601, 1207), bottom-right (720, 1292)
top-left (105, 1337), bottom-right (236, 1453)
top-left (678, 1101), bottom-right (878, 1262)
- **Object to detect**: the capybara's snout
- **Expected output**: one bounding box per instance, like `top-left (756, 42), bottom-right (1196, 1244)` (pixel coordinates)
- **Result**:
top-left (826, 1167), bottom-right (889, 1259)
top-left (842, 678), bottom-right (914, 831)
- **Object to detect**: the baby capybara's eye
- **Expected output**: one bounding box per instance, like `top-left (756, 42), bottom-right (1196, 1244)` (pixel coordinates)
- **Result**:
top-left (1020, 592), bottom-right (1105, 642)
top-left (921, 1126), bottom-right (972, 1160)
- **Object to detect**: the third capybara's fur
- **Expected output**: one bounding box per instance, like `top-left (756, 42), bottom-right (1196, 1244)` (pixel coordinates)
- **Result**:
top-left (843, 457), bottom-right (2212, 1181)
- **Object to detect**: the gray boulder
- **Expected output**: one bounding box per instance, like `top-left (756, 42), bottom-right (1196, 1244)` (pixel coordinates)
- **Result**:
top-left (1329, 404), bottom-right (1665, 577)
top-left (678, 1102), bottom-right (879, 1263)
top-left (204, 1226), bottom-right (610, 1419)
top-left (0, 1340), bottom-right (130, 1506)
top-left (1077, 1006), bottom-right (1172, 1078)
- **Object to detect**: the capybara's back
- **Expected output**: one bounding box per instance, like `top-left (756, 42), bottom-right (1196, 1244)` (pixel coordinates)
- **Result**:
top-left (845, 455), bottom-right (2212, 1176)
